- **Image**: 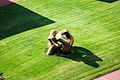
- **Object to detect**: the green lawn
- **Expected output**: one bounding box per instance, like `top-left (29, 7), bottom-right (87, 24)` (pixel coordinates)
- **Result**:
top-left (0, 0), bottom-right (120, 80)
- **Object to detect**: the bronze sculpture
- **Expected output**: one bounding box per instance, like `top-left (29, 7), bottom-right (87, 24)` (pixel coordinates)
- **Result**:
top-left (47, 29), bottom-right (74, 55)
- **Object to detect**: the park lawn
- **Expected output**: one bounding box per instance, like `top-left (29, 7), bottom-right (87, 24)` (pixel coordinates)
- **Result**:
top-left (0, 0), bottom-right (120, 80)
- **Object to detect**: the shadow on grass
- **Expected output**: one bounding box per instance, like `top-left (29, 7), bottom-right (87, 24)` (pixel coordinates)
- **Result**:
top-left (57, 46), bottom-right (103, 68)
top-left (0, 72), bottom-right (5, 80)
top-left (97, 0), bottom-right (118, 3)
top-left (0, 3), bottom-right (55, 40)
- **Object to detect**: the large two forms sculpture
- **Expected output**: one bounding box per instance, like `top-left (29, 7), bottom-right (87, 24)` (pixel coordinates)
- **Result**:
top-left (47, 29), bottom-right (74, 55)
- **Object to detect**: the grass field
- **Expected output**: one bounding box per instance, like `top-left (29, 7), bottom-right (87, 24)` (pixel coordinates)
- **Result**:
top-left (0, 0), bottom-right (120, 80)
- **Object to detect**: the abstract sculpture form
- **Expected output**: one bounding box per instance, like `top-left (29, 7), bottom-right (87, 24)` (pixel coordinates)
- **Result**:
top-left (47, 29), bottom-right (74, 55)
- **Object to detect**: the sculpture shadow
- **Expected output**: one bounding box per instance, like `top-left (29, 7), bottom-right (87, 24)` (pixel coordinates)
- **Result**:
top-left (0, 3), bottom-right (55, 40)
top-left (97, 0), bottom-right (118, 3)
top-left (57, 46), bottom-right (103, 68)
